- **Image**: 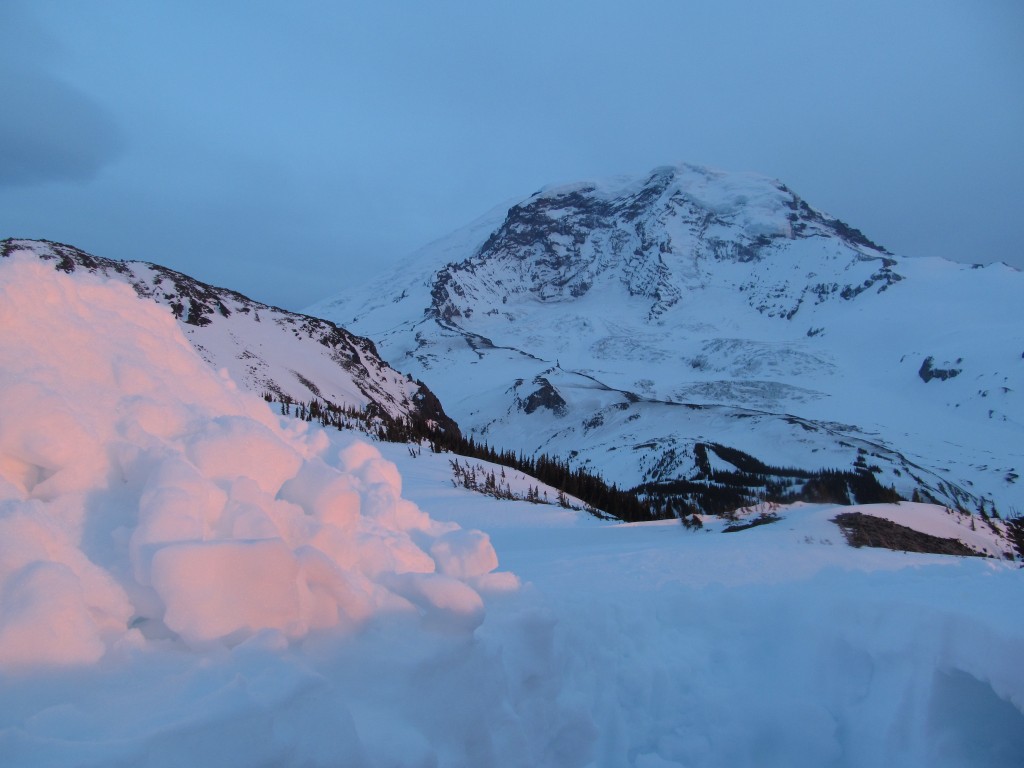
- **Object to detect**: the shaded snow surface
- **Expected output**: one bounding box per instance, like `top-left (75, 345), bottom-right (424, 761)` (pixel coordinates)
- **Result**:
top-left (309, 163), bottom-right (1024, 513)
top-left (1, 256), bottom-right (1022, 767)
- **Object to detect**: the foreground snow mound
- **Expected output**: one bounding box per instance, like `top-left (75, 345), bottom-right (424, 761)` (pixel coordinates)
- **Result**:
top-left (0, 257), bottom-right (506, 666)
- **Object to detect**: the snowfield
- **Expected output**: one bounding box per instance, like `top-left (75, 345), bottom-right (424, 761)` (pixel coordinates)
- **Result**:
top-left (1, 255), bottom-right (1022, 767)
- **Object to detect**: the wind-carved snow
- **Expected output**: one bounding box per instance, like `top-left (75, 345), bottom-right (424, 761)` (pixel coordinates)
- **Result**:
top-left (0, 256), bottom-right (509, 665)
top-left (313, 163), bottom-right (1024, 513)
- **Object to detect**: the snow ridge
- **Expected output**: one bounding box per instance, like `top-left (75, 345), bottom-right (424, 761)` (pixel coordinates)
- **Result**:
top-left (0, 238), bottom-right (456, 436)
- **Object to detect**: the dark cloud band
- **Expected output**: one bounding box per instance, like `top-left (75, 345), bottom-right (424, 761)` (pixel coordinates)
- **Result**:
top-left (0, 67), bottom-right (125, 187)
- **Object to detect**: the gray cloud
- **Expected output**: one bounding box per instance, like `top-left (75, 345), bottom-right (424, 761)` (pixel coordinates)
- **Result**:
top-left (0, 67), bottom-right (125, 187)
top-left (1, 0), bottom-right (1020, 309)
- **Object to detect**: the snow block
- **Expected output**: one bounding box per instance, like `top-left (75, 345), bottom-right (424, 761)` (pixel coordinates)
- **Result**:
top-left (187, 416), bottom-right (303, 496)
top-left (381, 572), bottom-right (486, 633)
top-left (151, 539), bottom-right (302, 646)
top-left (430, 529), bottom-right (499, 579)
top-left (0, 561), bottom-right (106, 667)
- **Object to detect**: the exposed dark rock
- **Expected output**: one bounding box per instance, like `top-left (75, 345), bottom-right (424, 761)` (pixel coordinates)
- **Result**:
top-left (919, 356), bottom-right (962, 383)
top-left (523, 377), bottom-right (568, 416)
top-left (839, 265), bottom-right (904, 299)
top-left (722, 512), bottom-right (781, 533)
top-left (822, 217), bottom-right (890, 254)
top-left (832, 512), bottom-right (983, 557)
top-left (410, 378), bottom-right (460, 437)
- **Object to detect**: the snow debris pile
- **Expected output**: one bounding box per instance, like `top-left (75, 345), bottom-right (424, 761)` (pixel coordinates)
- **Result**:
top-left (0, 257), bottom-right (512, 667)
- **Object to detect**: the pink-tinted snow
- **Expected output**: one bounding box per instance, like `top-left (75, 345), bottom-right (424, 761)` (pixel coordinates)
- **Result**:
top-left (0, 256), bottom-right (505, 664)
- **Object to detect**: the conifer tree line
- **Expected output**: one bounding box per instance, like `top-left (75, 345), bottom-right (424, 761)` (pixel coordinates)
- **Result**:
top-left (636, 442), bottom-right (906, 517)
top-left (440, 438), bottom-right (652, 521)
top-left (449, 458), bottom-right (593, 513)
top-left (262, 394), bottom-right (1018, 532)
top-left (263, 392), bottom-right (657, 522)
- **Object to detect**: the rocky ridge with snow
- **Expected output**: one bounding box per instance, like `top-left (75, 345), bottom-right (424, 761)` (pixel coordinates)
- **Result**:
top-left (310, 164), bottom-right (1023, 514)
top-left (0, 238), bottom-right (456, 437)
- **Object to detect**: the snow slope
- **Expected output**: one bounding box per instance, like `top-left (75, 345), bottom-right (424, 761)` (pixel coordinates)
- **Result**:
top-left (310, 163), bottom-right (1024, 513)
top-left (1, 247), bottom-right (1023, 767)
top-left (0, 238), bottom-right (455, 433)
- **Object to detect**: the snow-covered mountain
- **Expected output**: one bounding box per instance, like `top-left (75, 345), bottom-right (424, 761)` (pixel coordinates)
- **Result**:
top-left (1, 238), bottom-right (456, 436)
top-left (310, 164), bottom-right (1024, 513)
top-left (2, 252), bottom-right (1022, 767)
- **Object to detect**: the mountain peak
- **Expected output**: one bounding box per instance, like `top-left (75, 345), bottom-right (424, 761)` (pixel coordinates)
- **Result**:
top-left (427, 163), bottom-right (897, 327)
top-left (313, 162), bottom-right (1022, 515)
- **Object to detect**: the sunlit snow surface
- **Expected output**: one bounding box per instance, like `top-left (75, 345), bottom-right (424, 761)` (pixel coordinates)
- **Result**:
top-left (1, 257), bottom-right (1022, 767)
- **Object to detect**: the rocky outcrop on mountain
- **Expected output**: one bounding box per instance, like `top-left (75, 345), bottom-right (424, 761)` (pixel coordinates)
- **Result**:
top-left (427, 165), bottom-right (901, 324)
top-left (918, 356), bottom-right (963, 383)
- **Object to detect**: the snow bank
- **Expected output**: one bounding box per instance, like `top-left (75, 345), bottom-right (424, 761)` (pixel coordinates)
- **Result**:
top-left (0, 256), bottom-right (506, 665)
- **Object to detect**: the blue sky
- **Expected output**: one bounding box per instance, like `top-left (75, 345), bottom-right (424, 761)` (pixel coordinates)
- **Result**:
top-left (2, 0), bottom-right (1022, 310)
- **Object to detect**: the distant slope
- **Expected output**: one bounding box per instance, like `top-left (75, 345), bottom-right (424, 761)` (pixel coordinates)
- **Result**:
top-left (310, 163), bottom-right (1023, 513)
top-left (2, 238), bottom-right (456, 436)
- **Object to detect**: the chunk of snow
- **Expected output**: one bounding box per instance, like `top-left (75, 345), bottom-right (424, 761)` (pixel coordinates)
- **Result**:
top-left (151, 539), bottom-right (302, 646)
top-left (0, 562), bottom-right (107, 667)
top-left (430, 528), bottom-right (499, 579)
top-left (186, 416), bottom-right (304, 497)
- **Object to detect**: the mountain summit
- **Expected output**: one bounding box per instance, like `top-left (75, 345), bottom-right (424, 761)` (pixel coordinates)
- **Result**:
top-left (431, 163), bottom-right (896, 324)
top-left (311, 163), bottom-right (1023, 513)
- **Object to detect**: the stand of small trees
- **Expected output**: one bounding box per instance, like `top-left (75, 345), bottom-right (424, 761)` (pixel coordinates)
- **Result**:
top-left (450, 458), bottom-right (565, 508)
top-left (432, 433), bottom-right (654, 522)
top-left (262, 393), bottom-right (656, 522)
top-left (265, 395), bottom-right (942, 527)
top-left (1004, 513), bottom-right (1024, 562)
top-left (636, 442), bottom-right (905, 518)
